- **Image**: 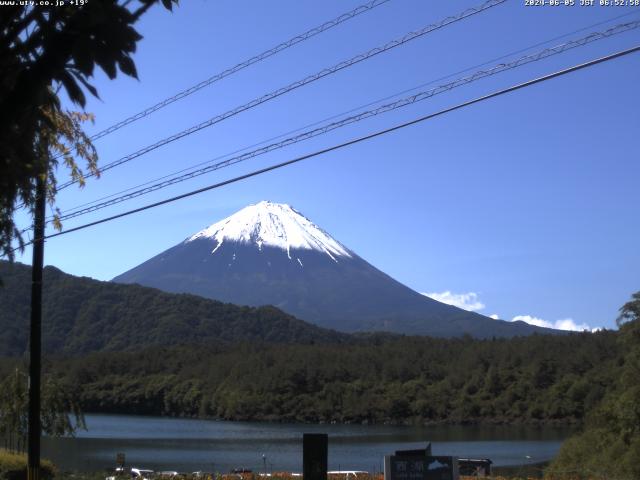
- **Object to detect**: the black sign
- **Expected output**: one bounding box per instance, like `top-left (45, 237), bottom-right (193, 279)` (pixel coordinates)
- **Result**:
top-left (384, 455), bottom-right (458, 480)
top-left (303, 433), bottom-right (328, 480)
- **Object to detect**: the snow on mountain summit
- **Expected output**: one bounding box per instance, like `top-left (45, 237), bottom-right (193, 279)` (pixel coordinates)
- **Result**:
top-left (186, 201), bottom-right (352, 261)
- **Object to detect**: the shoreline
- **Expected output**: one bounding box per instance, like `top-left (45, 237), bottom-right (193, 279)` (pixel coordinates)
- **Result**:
top-left (77, 410), bottom-right (583, 428)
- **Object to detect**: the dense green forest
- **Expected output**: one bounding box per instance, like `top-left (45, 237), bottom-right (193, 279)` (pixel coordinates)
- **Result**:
top-left (3, 260), bottom-right (638, 477)
top-left (2, 259), bottom-right (623, 426)
top-left (0, 261), bottom-right (348, 356)
top-left (548, 292), bottom-right (640, 479)
top-left (0, 329), bottom-right (617, 425)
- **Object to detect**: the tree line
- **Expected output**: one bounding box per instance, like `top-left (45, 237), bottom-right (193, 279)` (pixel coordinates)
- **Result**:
top-left (548, 292), bottom-right (640, 479)
top-left (3, 329), bottom-right (616, 426)
top-left (1, 290), bottom-right (637, 479)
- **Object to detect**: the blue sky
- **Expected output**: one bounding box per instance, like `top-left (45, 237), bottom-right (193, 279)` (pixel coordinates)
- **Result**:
top-left (12, 0), bottom-right (640, 331)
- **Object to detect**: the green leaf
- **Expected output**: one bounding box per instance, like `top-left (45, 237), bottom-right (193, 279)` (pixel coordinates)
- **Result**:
top-left (118, 55), bottom-right (138, 79)
top-left (94, 47), bottom-right (118, 79)
top-left (58, 71), bottom-right (86, 107)
top-left (72, 72), bottom-right (100, 100)
top-left (71, 41), bottom-right (94, 76)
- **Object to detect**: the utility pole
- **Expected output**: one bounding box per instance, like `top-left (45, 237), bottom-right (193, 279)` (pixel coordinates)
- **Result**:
top-left (28, 173), bottom-right (46, 480)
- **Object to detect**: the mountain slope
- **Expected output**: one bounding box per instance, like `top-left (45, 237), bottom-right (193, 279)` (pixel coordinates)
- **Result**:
top-left (114, 201), bottom-right (558, 338)
top-left (0, 261), bottom-right (348, 356)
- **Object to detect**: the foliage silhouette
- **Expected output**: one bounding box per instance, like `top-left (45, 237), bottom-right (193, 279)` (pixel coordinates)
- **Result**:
top-left (0, 0), bottom-right (178, 259)
top-left (548, 291), bottom-right (640, 480)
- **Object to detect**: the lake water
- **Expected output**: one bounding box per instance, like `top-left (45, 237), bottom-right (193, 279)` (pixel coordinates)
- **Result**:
top-left (42, 414), bottom-right (571, 473)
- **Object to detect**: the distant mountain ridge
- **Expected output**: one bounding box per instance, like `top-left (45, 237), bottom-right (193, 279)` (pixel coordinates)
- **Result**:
top-left (113, 201), bottom-right (559, 338)
top-left (0, 261), bottom-right (348, 356)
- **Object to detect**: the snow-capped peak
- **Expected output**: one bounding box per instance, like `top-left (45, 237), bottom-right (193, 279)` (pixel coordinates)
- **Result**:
top-left (186, 201), bottom-right (352, 260)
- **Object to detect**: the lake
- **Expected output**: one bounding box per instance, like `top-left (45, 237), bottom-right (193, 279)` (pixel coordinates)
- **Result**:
top-left (42, 414), bottom-right (571, 473)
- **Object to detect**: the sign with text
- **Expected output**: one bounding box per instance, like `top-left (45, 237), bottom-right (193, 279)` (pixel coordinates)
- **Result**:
top-left (384, 455), bottom-right (458, 480)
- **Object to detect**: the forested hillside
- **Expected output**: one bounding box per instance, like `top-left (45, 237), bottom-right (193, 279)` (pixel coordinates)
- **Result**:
top-left (0, 261), bottom-right (348, 355)
top-left (548, 293), bottom-right (640, 479)
top-left (11, 330), bottom-right (617, 425)
top-left (1, 259), bottom-right (632, 432)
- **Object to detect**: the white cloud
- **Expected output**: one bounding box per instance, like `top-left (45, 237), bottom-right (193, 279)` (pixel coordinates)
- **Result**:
top-left (511, 315), bottom-right (553, 329)
top-left (423, 290), bottom-right (600, 332)
top-left (511, 315), bottom-right (599, 332)
top-left (422, 291), bottom-right (485, 312)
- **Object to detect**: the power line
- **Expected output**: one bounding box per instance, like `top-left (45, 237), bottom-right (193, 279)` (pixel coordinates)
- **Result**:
top-left (11, 43), bottom-right (637, 253)
top-left (14, 1), bottom-right (395, 213)
top-left (55, 0), bottom-right (506, 191)
top-left (51, 20), bottom-right (640, 223)
top-left (89, 0), bottom-right (393, 142)
top-left (55, 11), bottom-right (640, 220)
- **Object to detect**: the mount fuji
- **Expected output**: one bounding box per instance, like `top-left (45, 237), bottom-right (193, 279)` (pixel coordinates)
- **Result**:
top-left (113, 201), bottom-right (556, 338)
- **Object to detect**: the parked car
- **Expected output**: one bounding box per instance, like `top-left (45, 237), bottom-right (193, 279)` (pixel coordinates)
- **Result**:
top-left (131, 469), bottom-right (155, 480)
